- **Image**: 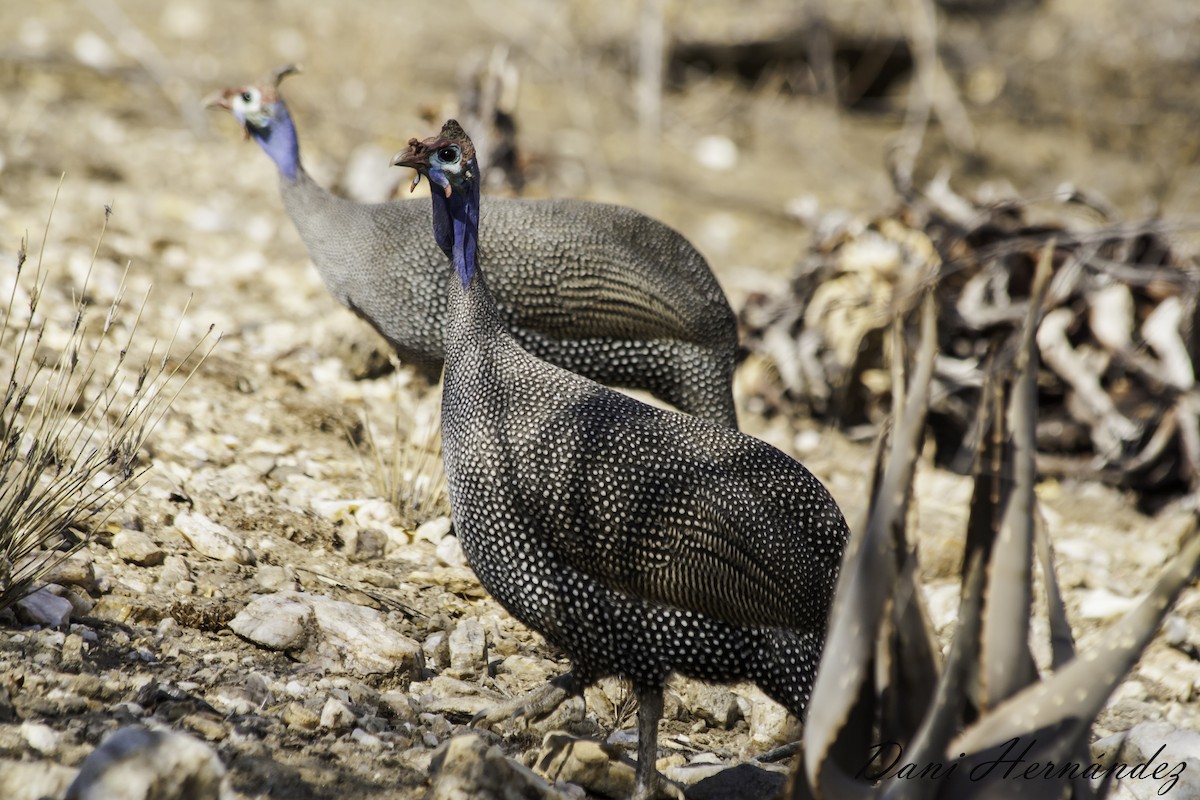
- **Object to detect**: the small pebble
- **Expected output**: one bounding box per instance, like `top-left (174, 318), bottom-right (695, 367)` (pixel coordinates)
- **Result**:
top-left (254, 565), bottom-right (291, 592)
top-left (157, 555), bottom-right (192, 587)
top-left (740, 687), bottom-right (797, 748)
top-left (679, 684), bottom-right (742, 729)
top-left (39, 552), bottom-right (98, 592)
top-left (1078, 588), bottom-right (1141, 620)
top-left (206, 686), bottom-right (260, 717)
top-left (228, 594), bottom-right (312, 651)
top-left (113, 530), bottom-right (165, 567)
top-left (0, 759), bottom-right (76, 800)
top-left (448, 617), bottom-right (486, 675)
top-left (1163, 614), bottom-right (1190, 647)
top-left (423, 631), bottom-right (450, 673)
top-left (16, 587), bottom-right (73, 628)
top-left (534, 732), bottom-right (633, 798)
top-left (350, 727), bottom-right (384, 749)
top-left (320, 697), bottom-right (357, 731)
top-left (72, 31), bottom-right (116, 70)
top-left (64, 725), bottom-right (228, 800)
top-left (435, 535), bottom-right (467, 568)
top-left (174, 511), bottom-right (256, 564)
top-left (415, 517), bottom-right (452, 544)
top-left (414, 675), bottom-right (505, 719)
top-left (419, 712), bottom-right (452, 738)
top-left (182, 714), bottom-right (227, 742)
top-left (282, 702), bottom-right (320, 731)
top-left (381, 691), bottom-right (417, 723)
top-left (60, 633), bottom-right (86, 671)
top-left (693, 134), bottom-right (738, 172)
top-left (304, 592), bottom-right (422, 675)
top-left (20, 721), bottom-right (60, 756)
top-left (61, 585), bottom-right (96, 617)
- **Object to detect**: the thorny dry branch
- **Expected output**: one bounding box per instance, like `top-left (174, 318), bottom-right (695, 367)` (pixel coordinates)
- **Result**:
top-left (742, 178), bottom-right (1200, 507)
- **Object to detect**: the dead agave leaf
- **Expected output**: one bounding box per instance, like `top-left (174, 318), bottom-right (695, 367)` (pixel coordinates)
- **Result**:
top-left (793, 241), bottom-right (1197, 799)
top-left (978, 243), bottom-right (1053, 709)
top-left (803, 293), bottom-right (938, 792)
top-left (953, 530), bottom-right (1200, 757)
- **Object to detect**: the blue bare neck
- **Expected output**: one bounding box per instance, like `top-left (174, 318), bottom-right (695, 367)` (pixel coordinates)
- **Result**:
top-left (250, 102), bottom-right (300, 181)
top-left (431, 166), bottom-right (480, 287)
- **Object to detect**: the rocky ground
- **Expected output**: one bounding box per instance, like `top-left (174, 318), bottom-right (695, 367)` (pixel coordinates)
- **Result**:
top-left (1, 1), bottom-right (1199, 799)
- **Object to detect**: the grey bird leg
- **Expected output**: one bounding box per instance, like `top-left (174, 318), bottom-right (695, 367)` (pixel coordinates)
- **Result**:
top-left (633, 684), bottom-right (664, 800)
top-left (471, 671), bottom-right (581, 729)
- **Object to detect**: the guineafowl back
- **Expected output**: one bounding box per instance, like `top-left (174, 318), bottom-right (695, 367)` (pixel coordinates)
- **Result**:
top-left (280, 172), bottom-right (738, 424)
top-left (211, 77), bottom-right (737, 422)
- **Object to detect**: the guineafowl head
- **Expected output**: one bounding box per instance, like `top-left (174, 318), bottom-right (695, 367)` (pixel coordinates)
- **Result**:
top-left (392, 120), bottom-right (480, 284)
top-left (206, 65), bottom-right (301, 180)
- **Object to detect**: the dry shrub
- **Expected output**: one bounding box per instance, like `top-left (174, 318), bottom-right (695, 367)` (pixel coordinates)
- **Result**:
top-left (0, 195), bottom-right (215, 614)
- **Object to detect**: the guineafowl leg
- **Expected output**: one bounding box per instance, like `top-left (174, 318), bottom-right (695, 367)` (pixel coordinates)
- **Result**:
top-left (632, 683), bottom-right (664, 800)
top-left (470, 671), bottom-right (582, 729)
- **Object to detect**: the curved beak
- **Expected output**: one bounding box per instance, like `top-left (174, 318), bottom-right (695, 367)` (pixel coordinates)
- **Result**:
top-left (392, 141), bottom-right (452, 197)
top-left (390, 142), bottom-right (424, 171)
top-left (203, 89), bottom-right (251, 139)
top-left (203, 90), bottom-right (232, 111)
top-left (391, 146), bottom-right (425, 194)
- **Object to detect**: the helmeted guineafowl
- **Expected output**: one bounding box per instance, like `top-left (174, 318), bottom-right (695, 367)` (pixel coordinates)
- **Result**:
top-left (206, 66), bottom-right (738, 428)
top-left (394, 121), bottom-right (849, 800)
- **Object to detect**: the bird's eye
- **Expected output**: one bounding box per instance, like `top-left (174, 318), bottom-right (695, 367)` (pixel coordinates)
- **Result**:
top-left (437, 146), bottom-right (460, 163)
top-left (233, 87), bottom-right (261, 111)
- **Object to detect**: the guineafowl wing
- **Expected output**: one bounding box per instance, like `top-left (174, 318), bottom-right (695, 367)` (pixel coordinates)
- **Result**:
top-left (481, 200), bottom-right (728, 343)
top-left (520, 389), bottom-right (845, 633)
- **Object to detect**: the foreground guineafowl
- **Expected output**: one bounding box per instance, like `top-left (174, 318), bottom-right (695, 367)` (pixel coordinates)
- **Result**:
top-left (206, 67), bottom-right (738, 427)
top-left (394, 121), bottom-right (849, 800)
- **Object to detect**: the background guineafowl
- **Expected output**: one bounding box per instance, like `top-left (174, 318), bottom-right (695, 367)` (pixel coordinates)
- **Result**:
top-left (394, 121), bottom-right (850, 800)
top-left (206, 67), bottom-right (739, 428)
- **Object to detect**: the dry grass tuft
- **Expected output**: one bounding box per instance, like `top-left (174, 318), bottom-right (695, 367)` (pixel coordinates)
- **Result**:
top-left (355, 369), bottom-right (449, 529)
top-left (0, 190), bottom-right (216, 614)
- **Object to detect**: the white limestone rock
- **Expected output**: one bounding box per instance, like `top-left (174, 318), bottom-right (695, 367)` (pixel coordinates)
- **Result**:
top-left (174, 512), bottom-right (255, 564)
top-left (431, 733), bottom-right (568, 800)
top-left (319, 696), bottom-right (357, 731)
top-left (113, 530), bottom-right (165, 567)
top-left (0, 759), bottom-right (76, 800)
top-left (64, 725), bottom-right (231, 800)
top-left (228, 594), bottom-right (312, 651)
top-left (304, 592), bottom-right (420, 676)
top-left (448, 617), bottom-right (486, 675)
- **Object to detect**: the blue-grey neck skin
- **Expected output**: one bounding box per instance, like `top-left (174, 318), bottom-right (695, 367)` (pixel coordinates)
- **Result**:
top-left (431, 160), bottom-right (481, 287)
top-left (247, 101), bottom-right (300, 181)
top-left (430, 188), bottom-right (454, 260)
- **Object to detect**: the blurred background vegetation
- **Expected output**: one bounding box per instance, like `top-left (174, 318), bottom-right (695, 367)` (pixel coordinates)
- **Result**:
top-left (4, 0), bottom-right (1200, 303)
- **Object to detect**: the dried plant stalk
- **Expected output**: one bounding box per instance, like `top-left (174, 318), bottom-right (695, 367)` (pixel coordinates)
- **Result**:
top-left (354, 372), bottom-right (449, 529)
top-left (0, 191), bottom-right (215, 613)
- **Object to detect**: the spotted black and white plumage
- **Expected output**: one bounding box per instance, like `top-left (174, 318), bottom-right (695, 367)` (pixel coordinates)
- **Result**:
top-left (206, 68), bottom-right (738, 427)
top-left (396, 121), bottom-right (849, 800)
